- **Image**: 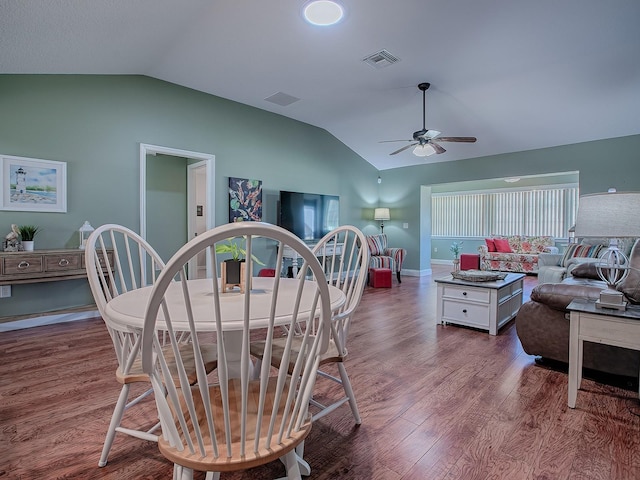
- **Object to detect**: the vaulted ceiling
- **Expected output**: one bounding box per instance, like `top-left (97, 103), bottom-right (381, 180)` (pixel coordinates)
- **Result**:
top-left (2, 0), bottom-right (639, 170)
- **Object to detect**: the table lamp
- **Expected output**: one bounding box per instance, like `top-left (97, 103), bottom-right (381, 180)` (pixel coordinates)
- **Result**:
top-left (374, 208), bottom-right (390, 233)
top-left (574, 192), bottom-right (640, 310)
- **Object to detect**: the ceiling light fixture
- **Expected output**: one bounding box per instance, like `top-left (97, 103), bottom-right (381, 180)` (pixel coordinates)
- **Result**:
top-left (413, 144), bottom-right (436, 157)
top-left (303, 0), bottom-right (344, 26)
top-left (504, 177), bottom-right (521, 183)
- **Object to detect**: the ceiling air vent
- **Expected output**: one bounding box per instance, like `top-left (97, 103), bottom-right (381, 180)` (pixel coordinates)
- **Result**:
top-left (264, 92), bottom-right (300, 107)
top-left (362, 49), bottom-right (400, 69)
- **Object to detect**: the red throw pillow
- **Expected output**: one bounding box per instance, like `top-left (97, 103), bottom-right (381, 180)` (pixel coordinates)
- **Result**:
top-left (485, 238), bottom-right (496, 252)
top-left (494, 238), bottom-right (512, 253)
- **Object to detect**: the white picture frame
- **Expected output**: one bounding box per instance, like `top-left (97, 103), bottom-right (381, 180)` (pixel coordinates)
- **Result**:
top-left (0, 154), bottom-right (67, 213)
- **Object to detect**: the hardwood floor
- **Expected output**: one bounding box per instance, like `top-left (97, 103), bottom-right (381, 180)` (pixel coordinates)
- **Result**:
top-left (2, 265), bottom-right (640, 479)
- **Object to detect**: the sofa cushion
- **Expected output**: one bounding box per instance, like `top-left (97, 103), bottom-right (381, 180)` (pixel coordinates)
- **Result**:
top-left (366, 234), bottom-right (387, 256)
top-left (485, 238), bottom-right (496, 252)
top-left (520, 235), bottom-right (556, 253)
top-left (531, 282), bottom-right (602, 311)
top-left (494, 238), bottom-right (512, 253)
top-left (561, 243), bottom-right (604, 267)
top-left (570, 262), bottom-right (601, 280)
top-left (617, 239), bottom-right (640, 304)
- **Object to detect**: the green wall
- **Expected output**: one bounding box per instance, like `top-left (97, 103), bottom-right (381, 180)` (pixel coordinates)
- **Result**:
top-left (1, 74), bottom-right (638, 320)
top-left (0, 75), bottom-right (377, 320)
top-left (378, 135), bottom-right (640, 273)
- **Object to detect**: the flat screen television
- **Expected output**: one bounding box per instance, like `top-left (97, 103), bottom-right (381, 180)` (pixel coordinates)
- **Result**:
top-left (279, 190), bottom-right (340, 242)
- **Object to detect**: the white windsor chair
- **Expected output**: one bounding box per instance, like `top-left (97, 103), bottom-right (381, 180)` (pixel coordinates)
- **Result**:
top-left (140, 222), bottom-right (334, 480)
top-left (252, 225), bottom-right (369, 425)
top-left (85, 224), bottom-right (217, 467)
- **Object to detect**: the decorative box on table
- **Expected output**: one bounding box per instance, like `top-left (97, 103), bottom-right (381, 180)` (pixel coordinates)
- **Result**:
top-left (460, 253), bottom-right (480, 271)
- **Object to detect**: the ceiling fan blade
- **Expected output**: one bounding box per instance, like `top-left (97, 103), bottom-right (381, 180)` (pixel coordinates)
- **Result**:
top-left (435, 136), bottom-right (477, 143)
top-left (390, 143), bottom-right (417, 155)
top-left (379, 139), bottom-right (412, 143)
top-left (431, 142), bottom-right (446, 154)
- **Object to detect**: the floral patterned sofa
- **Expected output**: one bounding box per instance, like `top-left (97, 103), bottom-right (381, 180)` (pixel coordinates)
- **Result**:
top-left (478, 235), bottom-right (558, 274)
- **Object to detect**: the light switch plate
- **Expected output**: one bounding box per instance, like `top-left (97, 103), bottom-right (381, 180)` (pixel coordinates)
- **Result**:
top-left (0, 285), bottom-right (11, 298)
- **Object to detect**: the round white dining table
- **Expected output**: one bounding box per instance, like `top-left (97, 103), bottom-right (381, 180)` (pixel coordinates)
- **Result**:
top-left (105, 276), bottom-right (345, 333)
top-left (105, 276), bottom-right (342, 477)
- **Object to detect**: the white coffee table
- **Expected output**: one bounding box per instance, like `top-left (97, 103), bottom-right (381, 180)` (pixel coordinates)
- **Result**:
top-left (435, 272), bottom-right (525, 335)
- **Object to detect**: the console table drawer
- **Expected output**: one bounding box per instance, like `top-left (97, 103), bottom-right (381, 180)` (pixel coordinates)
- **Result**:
top-left (45, 253), bottom-right (82, 272)
top-left (3, 256), bottom-right (44, 275)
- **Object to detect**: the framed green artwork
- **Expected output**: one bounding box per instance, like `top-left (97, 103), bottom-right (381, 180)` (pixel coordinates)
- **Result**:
top-left (228, 177), bottom-right (262, 222)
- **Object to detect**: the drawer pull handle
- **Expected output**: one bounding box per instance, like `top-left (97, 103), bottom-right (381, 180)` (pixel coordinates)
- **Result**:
top-left (58, 259), bottom-right (70, 267)
top-left (462, 309), bottom-right (468, 314)
top-left (18, 261), bottom-right (30, 269)
top-left (462, 291), bottom-right (467, 296)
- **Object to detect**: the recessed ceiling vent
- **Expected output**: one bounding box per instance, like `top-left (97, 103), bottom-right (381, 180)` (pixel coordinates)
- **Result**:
top-left (362, 49), bottom-right (400, 69)
top-left (264, 92), bottom-right (300, 107)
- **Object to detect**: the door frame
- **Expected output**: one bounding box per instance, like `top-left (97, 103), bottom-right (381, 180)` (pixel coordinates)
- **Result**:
top-left (139, 143), bottom-right (215, 267)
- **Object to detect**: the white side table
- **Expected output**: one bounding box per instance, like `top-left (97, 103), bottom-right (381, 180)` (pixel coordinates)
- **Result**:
top-left (567, 299), bottom-right (640, 408)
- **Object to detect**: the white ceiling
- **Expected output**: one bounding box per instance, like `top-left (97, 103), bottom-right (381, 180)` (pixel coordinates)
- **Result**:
top-left (2, 0), bottom-right (639, 171)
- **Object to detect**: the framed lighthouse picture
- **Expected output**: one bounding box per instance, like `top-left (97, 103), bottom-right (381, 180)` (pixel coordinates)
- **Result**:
top-left (0, 155), bottom-right (67, 212)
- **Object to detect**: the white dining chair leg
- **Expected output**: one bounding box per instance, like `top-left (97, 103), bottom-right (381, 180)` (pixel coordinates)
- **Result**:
top-left (204, 472), bottom-right (220, 480)
top-left (174, 464), bottom-right (194, 480)
top-left (338, 362), bottom-right (362, 424)
top-left (282, 449), bottom-right (303, 480)
top-left (99, 384), bottom-right (130, 466)
top-left (294, 442), bottom-right (311, 475)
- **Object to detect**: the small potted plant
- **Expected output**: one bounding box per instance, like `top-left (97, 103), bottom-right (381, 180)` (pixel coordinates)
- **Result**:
top-left (215, 237), bottom-right (264, 291)
top-left (18, 225), bottom-right (41, 251)
top-left (450, 241), bottom-right (463, 272)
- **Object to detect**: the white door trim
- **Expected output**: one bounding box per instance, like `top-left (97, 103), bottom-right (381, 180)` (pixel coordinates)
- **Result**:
top-left (139, 142), bottom-right (215, 251)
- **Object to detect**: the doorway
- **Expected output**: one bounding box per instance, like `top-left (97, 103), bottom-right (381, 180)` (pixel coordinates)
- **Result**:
top-left (139, 144), bottom-right (215, 278)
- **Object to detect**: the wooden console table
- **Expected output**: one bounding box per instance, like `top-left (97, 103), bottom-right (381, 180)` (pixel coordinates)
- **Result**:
top-left (0, 248), bottom-right (112, 286)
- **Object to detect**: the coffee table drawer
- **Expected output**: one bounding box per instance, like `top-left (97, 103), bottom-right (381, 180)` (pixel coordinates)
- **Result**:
top-left (441, 284), bottom-right (490, 303)
top-left (442, 300), bottom-right (490, 329)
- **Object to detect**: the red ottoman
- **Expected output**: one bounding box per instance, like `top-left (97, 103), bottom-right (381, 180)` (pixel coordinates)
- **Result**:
top-left (460, 253), bottom-right (480, 271)
top-left (369, 268), bottom-right (392, 288)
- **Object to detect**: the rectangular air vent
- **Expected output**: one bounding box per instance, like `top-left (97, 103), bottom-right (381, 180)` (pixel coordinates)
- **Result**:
top-left (264, 92), bottom-right (300, 107)
top-left (362, 49), bottom-right (400, 69)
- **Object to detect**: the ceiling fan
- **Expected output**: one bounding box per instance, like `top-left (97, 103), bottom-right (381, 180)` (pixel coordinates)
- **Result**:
top-left (380, 82), bottom-right (477, 157)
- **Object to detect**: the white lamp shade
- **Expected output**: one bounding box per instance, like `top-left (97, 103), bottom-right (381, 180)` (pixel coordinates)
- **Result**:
top-left (374, 208), bottom-right (390, 221)
top-left (413, 144), bottom-right (436, 157)
top-left (574, 192), bottom-right (640, 238)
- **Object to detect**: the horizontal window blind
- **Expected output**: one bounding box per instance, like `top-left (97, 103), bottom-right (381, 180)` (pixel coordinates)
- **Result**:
top-left (432, 185), bottom-right (578, 238)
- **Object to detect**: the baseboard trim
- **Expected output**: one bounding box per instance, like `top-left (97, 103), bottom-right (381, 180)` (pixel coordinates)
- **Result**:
top-left (402, 268), bottom-right (433, 277)
top-left (430, 259), bottom-right (454, 265)
top-left (0, 310), bottom-right (100, 332)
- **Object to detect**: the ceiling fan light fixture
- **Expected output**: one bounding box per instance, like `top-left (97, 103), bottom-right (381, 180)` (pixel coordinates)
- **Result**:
top-left (413, 144), bottom-right (436, 157)
top-left (303, 0), bottom-right (344, 26)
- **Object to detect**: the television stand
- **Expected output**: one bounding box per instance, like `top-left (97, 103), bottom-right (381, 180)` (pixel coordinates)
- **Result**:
top-left (281, 241), bottom-right (343, 277)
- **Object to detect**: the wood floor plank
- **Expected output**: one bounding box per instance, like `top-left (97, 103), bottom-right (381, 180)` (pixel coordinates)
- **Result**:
top-left (3, 267), bottom-right (640, 479)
